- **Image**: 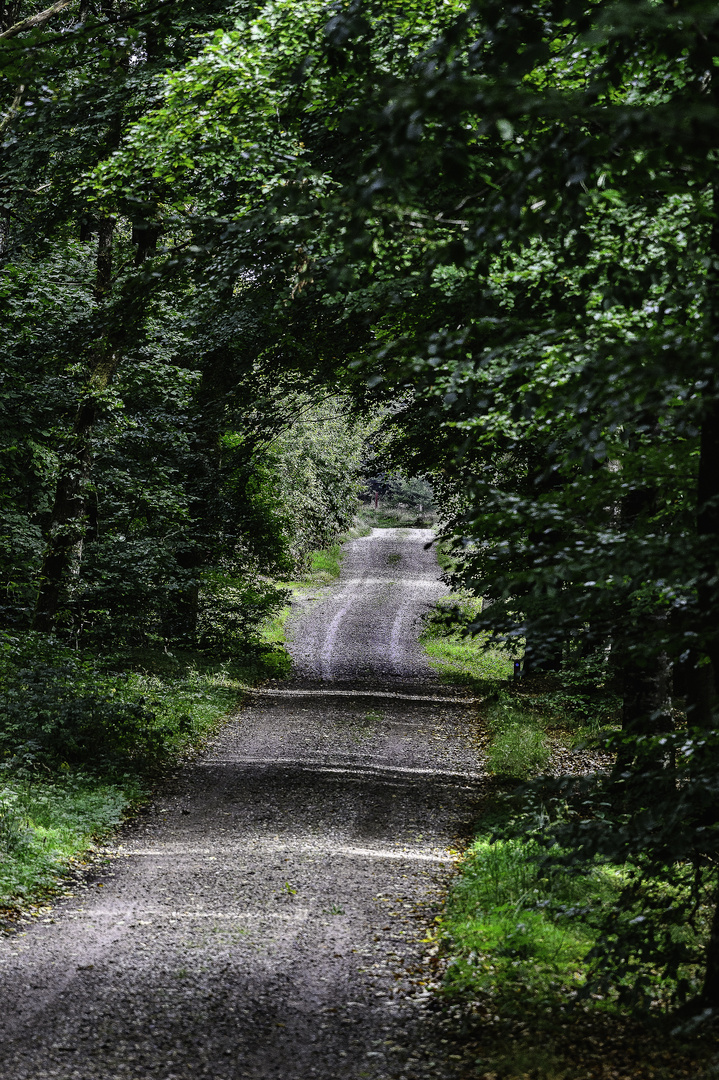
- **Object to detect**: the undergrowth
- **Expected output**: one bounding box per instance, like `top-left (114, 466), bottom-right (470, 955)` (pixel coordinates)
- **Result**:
top-left (0, 634), bottom-right (289, 914)
top-left (484, 695), bottom-right (551, 779)
top-left (0, 776), bottom-right (138, 905)
top-left (356, 505), bottom-right (435, 529)
top-left (441, 819), bottom-right (622, 1006)
top-left (420, 594), bottom-right (516, 690)
top-left (437, 797), bottom-right (711, 1077)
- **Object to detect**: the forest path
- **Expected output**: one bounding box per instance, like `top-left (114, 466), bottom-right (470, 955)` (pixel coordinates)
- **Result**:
top-left (0, 528), bottom-right (484, 1080)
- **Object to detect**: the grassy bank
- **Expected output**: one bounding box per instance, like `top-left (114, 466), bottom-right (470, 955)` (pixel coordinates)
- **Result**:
top-left (418, 595), bottom-right (712, 1074)
top-left (420, 595), bottom-right (622, 778)
top-left (0, 531), bottom-right (365, 918)
top-left (0, 639), bottom-right (289, 920)
top-left (419, 595), bottom-right (515, 692)
top-left (434, 795), bottom-right (712, 1079)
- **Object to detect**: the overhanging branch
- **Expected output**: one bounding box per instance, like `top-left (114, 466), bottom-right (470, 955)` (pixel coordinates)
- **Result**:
top-left (0, 0), bottom-right (75, 41)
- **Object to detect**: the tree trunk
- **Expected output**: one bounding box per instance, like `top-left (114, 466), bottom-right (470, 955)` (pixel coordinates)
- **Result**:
top-left (611, 444), bottom-right (674, 783)
top-left (522, 455), bottom-right (565, 674)
top-left (688, 387), bottom-right (719, 729)
top-left (33, 217), bottom-right (118, 633)
top-left (0, 205), bottom-right (9, 256)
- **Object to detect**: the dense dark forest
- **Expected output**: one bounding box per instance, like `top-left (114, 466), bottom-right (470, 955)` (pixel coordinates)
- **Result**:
top-left (4, 0), bottom-right (719, 1045)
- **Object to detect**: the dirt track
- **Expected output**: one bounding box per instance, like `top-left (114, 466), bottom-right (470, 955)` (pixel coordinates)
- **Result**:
top-left (0, 528), bottom-right (484, 1080)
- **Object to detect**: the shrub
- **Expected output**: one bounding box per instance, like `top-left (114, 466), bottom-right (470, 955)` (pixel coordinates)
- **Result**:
top-left (196, 572), bottom-right (289, 654)
top-left (0, 632), bottom-right (164, 774)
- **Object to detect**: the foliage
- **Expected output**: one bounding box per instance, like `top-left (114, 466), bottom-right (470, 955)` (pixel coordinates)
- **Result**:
top-left (0, 622), bottom-right (293, 772)
top-left (0, 776), bottom-right (136, 907)
top-left (442, 799), bottom-right (708, 1013)
top-left (0, 632), bottom-right (164, 775)
top-left (257, 396), bottom-right (366, 571)
top-left (360, 471), bottom-right (435, 511)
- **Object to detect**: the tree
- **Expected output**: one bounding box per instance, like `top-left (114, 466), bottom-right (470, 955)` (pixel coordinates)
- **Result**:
top-left (9, 0), bottom-right (719, 1012)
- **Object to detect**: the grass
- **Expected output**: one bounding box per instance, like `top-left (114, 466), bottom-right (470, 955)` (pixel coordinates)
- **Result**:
top-left (0, 776), bottom-right (138, 908)
top-left (484, 695), bottom-right (551, 779)
top-left (418, 611), bottom-right (711, 1075)
top-left (436, 802), bottom-right (711, 1078)
top-left (420, 594), bottom-right (516, 691)
top-left (309, 542), bottom-right (343, 579)
top-left (443, 835), bottom-right (615, 1002)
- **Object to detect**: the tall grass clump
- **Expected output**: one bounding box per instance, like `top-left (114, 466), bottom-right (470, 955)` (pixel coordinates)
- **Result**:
top-left (485, 694), bottom-right (551, 779)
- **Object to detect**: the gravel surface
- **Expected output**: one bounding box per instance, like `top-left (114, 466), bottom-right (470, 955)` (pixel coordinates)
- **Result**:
top-left (0, 528), bottom-right (485, 1079)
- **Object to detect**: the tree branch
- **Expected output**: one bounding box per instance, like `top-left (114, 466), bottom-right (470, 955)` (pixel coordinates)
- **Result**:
top-left (0, 0), bottom-right (74, 40)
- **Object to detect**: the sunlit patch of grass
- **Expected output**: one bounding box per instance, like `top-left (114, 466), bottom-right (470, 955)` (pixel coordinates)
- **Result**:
top-left (435, 804), bottom-right (711, 1077)
top-left (309, 543), bottom-right (343, 579)
top-left (420, 596), bottom-right (516, 690)
top-left (441, 829), bottom-right (623, 1005)
top-left (259, 607), bottom-right (292, 646)
top-left (422, 636), bottom-right (515, 688)
top-left (277, 542), bottom-right (348, 597)
top-left (485, 695), bottom-right (550, 779)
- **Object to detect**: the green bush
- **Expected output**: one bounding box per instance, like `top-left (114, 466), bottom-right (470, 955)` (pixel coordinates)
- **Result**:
top-left (196, 572), bottom-right (289, 654)
top-left (0, 633), bottom-right (166, 775)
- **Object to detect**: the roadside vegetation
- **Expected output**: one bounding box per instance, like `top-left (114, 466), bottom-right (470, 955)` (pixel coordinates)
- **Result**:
top-left (0, 507), bottom-right (372, 921)
top-left (435, 794), bottom-right (713, 1078)
top-left (420, 596), bottom-right (515, 692)
top-left (420, 597), bottom-right (714, 1073)
top-left (0, 632), bottom-right (289, 920)
top-left (0, 490), bottom-right (414, 921)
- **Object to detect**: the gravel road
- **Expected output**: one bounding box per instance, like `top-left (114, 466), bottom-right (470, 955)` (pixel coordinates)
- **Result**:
top-left (0, 528), bottom-right (484, 1080)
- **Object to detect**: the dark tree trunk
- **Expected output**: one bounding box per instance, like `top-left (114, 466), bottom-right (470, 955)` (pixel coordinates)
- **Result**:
top-left (522, 456), bottom-right (566, 674)
top-left (522, 637), bottom-right (563, 675)
top-left (33, 218), bottom-right (118, 633)
top-left (0, 210), bottom-right (8, 258)
top-left (160, 348), bottom-right (231, 644)
top-left (612, 438), bottom-right (674, 781)
top-left (687, 387), bottom-right (719, 729)
top-left (614, 630), bottom-right (673, 779)
top-left (132, 220), bottom-right (161, 265)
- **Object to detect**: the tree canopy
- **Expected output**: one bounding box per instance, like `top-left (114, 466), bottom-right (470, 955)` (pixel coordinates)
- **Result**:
top-left (5, 0), bottom-right (719, 1021)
